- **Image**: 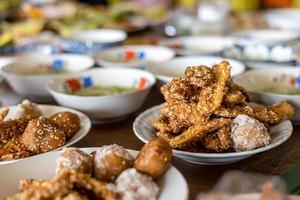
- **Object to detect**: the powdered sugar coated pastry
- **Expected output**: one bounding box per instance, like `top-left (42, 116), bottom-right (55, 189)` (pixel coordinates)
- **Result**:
top-left (116, 168), bottom-right (159, 200)
top-left (56, 147), bottom-right (93, 175)
top-left (230, 114), bottom-right (270, 152)
top-left (14, 100), bottom-right (42, 120)
top-left (93, 144), bottom-right (134, 182)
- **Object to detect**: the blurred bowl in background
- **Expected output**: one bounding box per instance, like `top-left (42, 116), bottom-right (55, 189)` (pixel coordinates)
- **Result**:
top-left (147, 56), bottom-right (245, 88)
top-left (160, 36), bottom-right (236, 56)
top-left (265, 9), bottom-right (300, 31)
top-left (47, 68), bottom-right (156, 123)
top-left (1, 54), bottom-right (94, 102)
top-left (233, 67), bottom-right (300, 122)
top-left (64, 29), bottom-right (127, 55)
top-left (235, 29), bottom-right (300, 44)
top-left (95, 45), bottom-right (175, 69)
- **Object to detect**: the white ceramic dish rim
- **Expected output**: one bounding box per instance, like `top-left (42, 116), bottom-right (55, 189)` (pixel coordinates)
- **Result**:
top-left (0, 54), bottom-right (95, 78)
top-left (233, 67), bottom-right (300, 98)
top-left (147, 56), bottom-right (246, 82)
top-left (133, 104), bottom-right (293, 158)
top-left (160, 36), bottom-right (237, 55)
top-left (47, 68), bottom-right (156, 99)
top-left (0, 104), bottom-right (91, 165)
top-left (69, 29), bottom-right (127, 44)
top-left (0, 148), bottom-right (189, 200)
top-left (95, 45), bottom-right (175, 64)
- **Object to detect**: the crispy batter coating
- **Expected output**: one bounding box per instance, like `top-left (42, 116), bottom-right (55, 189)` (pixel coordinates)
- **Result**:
top-left (14, 100), bottom-right (42, 120)
top-left (0, 119), bottom-right (29, 148)
top-left (0, 107), bottom-right (9, 121)
top-left (185, 66), bottom-right (215, 87)
top-left (214, 101), bottom-right (294, 124)
top-left (51, 112), bottom-right (80, 140)
top-left (21, 117), bottom-right (66, 154)
top-left (8, 169), bottom-right (117, 200)
top-left (154, 60), bottom-right (294, 153)
top-left (169, 118), bottom-right (232, 149)
top-left (0, 136), bottom-right (31, 161)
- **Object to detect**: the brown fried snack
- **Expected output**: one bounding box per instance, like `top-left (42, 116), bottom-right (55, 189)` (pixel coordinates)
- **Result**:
top-left (154, 60), bottom-right (294, 153)
top-left (214, 101), bottom-right (294, 124)
top-left (0, 107), bottom-right (9, 121)
top-left (20, 179), bottom-right (45, 192)
top-left (0, 136), bottom-right (31, 161)
top-left (134, 138), bottom-right (172, 178)
top-left (50, 112), bottom-right (80, 140)
top-left (21, 117), bottom-right (66, 154)
top-left (8, 169), bottom-right (117, 200)
top-left (14, 100), bottom-right (42, 120)
top-left (0, 119), bottom-right (29, 148)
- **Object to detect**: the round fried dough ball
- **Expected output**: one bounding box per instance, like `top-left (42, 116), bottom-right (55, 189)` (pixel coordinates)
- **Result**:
top-left (93, 144), bottom-right (134, 182)
top-left (50, 112), bottom-right (80, 140)
top-left (21, 117), bottom-right (66, 154)
top-left (230, 114), bottom-right (270, 152)
top-left (115, 168), bottom-right (159, 200)
top-left (134, 138), bottom-right (172, 178)
top-left (56, 148), bottom-right (93, 175)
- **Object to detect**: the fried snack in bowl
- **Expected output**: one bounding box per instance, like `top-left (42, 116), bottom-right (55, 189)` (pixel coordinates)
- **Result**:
top-left (93, 144), bottom-right (134, 182)
top-left (14, 100), bottom-right (42, 120)
top-left (56, 147), bottom-right (93, 175)
top-left (21, 117), bottom-right (66, 154)
top-left (134, 138), bottom-right (172, 178)
top-left (50, 111), bottom-right (80, 140)
top-left (152, 60), bottom-right (294, 154)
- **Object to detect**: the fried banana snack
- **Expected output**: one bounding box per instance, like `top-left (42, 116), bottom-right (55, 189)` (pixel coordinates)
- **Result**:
top-left (8, 169), bottom-right (117, 200)
top-left (153, 60), bottom-right (294, 152)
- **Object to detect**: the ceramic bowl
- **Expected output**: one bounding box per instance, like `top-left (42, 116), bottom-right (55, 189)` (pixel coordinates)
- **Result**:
top-left (265, 9), bottom-right (300, 31)
top-left (64, 29), bottom-right (127, 54)
top-left (47, 68), bottom-right (156, 122)
top-left (160, 36), bottom-right (236, 56)
top-left (147, 56), bottom-right (245, 87)
top-left (1, 54), bottom-right (94, 102)
top-left (233, 67), bottom-right (300, 122)
top-left (235, 29), bottom-right (300, 44)
top-left (95, 45), bottom-right (175, 68)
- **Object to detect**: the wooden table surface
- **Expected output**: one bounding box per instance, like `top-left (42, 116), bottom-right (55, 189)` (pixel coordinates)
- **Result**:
top-left (74, 87), bottom-right (300, 200)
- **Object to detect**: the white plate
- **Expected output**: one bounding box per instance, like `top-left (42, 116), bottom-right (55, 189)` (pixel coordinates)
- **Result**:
top-left (147, 56), bottom-right (245, 87)
top-left (95, 45), bottom-right (175, 69)
top-left (0, 104), bottom-right (91, 165)
top-left (0, 148), bottom-right (189, 200)
top-left (235, 29), bottom-right (300, 44)
top-left (133, 104), bottom-right (293, 165)
top-left (160, 36), bottom-right (236, 56)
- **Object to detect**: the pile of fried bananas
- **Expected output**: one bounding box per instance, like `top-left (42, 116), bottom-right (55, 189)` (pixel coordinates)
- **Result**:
top-left (153, 61), bottom-right (294, 152)
top-left (0, 100), bottom-right (80, 161)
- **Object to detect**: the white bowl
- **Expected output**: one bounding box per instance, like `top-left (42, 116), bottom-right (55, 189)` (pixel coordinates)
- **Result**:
top-left (233, 67), bottom-right (300, 122)
top-left (147, 56), bottom-right (245, 87)
top-left (66, 29), bottom-right (127, 54)
top-left (0, 104), bottom-right (91, 166)
top-left (0, 148), bottom-right (188, 200)
top-left (133, 104), bottom-right (293, 165)
top-left (1, 54), bottom-right (94, 102)
top-left (265, 9), bottom-right (300, 31)
top-left (47, 68), bottom-right (156, 122)
top-left (95, 45), bottom-right (175, 68)
top-left (160, 36), bottom-right (236, 56)
top-left (235, 29), bottom-right (300, 44)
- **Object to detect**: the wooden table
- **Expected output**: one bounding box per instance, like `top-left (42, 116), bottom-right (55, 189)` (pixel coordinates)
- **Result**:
top-left (74, 87), bottom-right (300, 200)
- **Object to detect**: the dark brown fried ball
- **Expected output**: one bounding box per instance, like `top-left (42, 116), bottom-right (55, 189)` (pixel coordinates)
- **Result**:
top-left (134, 138), bottom-right (172, 178)
top-left (50, 112), bottom-right (80, 140)
top-left (92, 144), bottom-right (134, 182)
top-left (56, 148), bottom-right (93, 175)
top-left (20, 117), bottom-right (66, 154)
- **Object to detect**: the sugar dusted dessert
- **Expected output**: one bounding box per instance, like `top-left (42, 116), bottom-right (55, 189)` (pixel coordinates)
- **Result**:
top-left (230, 114), bottom-right (271, 152)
